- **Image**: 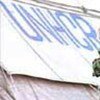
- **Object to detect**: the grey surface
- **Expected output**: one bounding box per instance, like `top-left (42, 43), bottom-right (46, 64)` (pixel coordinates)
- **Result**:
top-left (0, 69), bottom-right (99, 100)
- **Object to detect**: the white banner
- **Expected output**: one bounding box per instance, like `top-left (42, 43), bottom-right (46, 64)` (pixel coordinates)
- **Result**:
top-left (0, 0), bottom-right (100, 85)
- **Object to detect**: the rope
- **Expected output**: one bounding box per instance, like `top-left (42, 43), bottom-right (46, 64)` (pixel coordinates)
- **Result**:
top-left (12, 0), bottom-right (100, 19)
top-left (0, 64), bottom-right (16, 100)
top-left (89, 85), bottom-right (100, 100)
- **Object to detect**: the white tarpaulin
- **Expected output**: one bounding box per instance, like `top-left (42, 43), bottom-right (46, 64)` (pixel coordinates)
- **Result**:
top-left (0, 0), bottom-right (100, 85)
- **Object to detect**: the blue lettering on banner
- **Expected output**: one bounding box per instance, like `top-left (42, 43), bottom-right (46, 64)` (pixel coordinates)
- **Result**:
top-left (0, 1), bottom-right (100, 51)
top-left (0, 1), bottom-right (43, 41)
top-left (32, 8), bottom-right (68, 45)
top-left (70, 14), bottom-right (100, 50)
